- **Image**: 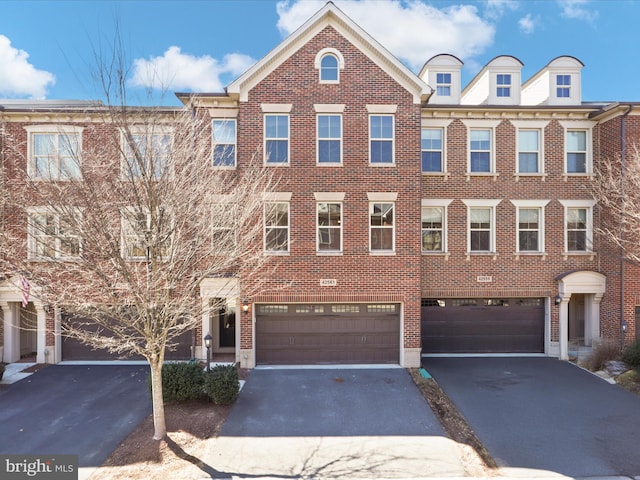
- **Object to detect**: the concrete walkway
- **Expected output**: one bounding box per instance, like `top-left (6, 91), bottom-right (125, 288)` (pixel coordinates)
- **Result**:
top-left (204, 368), bottom-right (466, 478)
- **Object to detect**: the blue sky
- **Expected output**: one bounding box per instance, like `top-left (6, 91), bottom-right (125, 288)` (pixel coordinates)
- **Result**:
top-left (0, 0), bottom-right (638, 105)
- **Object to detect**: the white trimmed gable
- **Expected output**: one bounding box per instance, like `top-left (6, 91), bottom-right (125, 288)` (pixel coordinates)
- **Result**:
top-left (461, 55), bottom-right (523, 106)
top-left (420, 54), bottom-right (463, 105)
top-left (226, 2), bottom-right (431, 104)
top-left (522, 56), bottom-right (583, 106)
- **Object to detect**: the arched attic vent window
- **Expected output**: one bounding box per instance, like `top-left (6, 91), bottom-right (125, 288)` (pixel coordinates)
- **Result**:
top-left (315, 48), bottom-right (345, 83)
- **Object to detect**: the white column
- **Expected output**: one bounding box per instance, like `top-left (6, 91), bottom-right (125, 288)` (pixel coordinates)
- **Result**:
top-left (588, 293), bottom-right (604, 347)
top-left (2, 302), bottom-right (19, 363)
top-left (35, 304), bottom-right (47, 363)
top-left (559, 296), bottom-right (571, 361)
top-left (199, 296), bottom-right (210, 361)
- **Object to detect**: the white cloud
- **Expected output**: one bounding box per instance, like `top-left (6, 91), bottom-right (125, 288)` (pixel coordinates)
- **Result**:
top-left (129, 46), bottom-right (255, 92)
top-left (485, 0), bottom-right (519, 21)
top-left (276, 0), bottom-right (495, 72)
top-left (557, 0), bottom-right (599, 22)
top-left (0, 35), bottom-right (55, 99)
top-left (518, 13), bottom-right (537, 34)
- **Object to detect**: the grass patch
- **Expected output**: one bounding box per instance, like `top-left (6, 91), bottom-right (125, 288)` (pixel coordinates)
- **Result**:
top-left (616, 369), bottom-right (640, 395)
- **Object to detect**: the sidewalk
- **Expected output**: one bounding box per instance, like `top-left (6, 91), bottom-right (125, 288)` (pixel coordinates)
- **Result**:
top-left (0, 362), bottom-right (36, 385)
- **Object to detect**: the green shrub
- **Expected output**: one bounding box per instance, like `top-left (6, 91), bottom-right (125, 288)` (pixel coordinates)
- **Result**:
top-left (622, 340), bottom-right (640, 369)
top-left (204, 364), bottom-right (239, 405)
top-left (149, 362), bottom-right (205, 403)
top-left (583, 339), bottom-right (621, 371)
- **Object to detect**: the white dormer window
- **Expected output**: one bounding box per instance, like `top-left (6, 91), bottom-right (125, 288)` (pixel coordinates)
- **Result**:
top-left (497, 74), bottom-right (511, 97)
top-left (556, 75), bottom-right (571, 98)
top-left (436, 73), bottom-right (451, 96)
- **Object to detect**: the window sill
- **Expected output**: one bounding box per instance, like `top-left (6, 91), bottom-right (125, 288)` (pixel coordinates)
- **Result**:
top-left (465, 252), bottom-right (498, 261)
top-left (562, 173), bottom-right (594, 181)
top-left (211, 165), bottom-right (237, 170)
top-left (316, 251), bottom-right (343, 256)
top-left (465, 173), bottom-right (499, 182)
top-left (264, 251), bottom-right (290, 256)
top-left (563, 251), bottom-right (596, 261)
top-left (316, 163), bottom-right (343, 167)
top-left (514, 173), bottom-right (548, 182)
top-left (370, 251), bottom-right (396, 256)
top-left (422, 172), bottom-right (451, 180)
top-left (514, 252), bottom-right (548, 260)
top-left (369, 162), bottom-right (396, 167)
top-left (265, 163), bottom-right (290, 167)
top-left (422, 252), bottom-right (451, 260)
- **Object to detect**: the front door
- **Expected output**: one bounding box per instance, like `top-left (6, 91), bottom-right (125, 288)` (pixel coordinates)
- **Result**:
top-left (217, 302), bottom-right (236, 349)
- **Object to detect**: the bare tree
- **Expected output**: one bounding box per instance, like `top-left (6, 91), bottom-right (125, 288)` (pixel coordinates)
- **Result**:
top-left (0, 87), bottom-right (275, 440)
top-left (593, 144), bottom-right (640, 264)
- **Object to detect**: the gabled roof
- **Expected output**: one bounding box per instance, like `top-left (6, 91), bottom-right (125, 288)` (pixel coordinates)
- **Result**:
top-left (226, 2), bottom-right (431, 104)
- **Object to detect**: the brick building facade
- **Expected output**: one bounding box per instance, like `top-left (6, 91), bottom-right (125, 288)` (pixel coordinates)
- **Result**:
top-left (1, 3), bottom-right (638, 368)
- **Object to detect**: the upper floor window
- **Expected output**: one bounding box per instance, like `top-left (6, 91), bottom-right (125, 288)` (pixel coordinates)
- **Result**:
top-left (122, 132), bottom-right (172, 179)
top-left (556, 75), bottom-right (571, 98)
top-left (566, 130), bottom-right (587, 173)
top-left (436, 73), bottom-right (451, 96)
top-left (212, 202), bottom-right (237, 252)
top-left (212, 119), bottom-right (236, 168)
top-left (511, 200), bottom-right (549, 254)
top-left (26, 126), bottom-right (82, 180)
top-left (559, 200), bottom-right (595, 254)
top-left (421, 128), bottom-right (443, 172)
top-left (422, 207), bottom-right (443, 252)
top-left (370, 202), bottom-right (394, 253)
top-left (317, 114), bottom-right (342, 164)
top-left (121, 207), bottom-right (173, 260)
top-left (496, 74), bottom-right (511, 97)
top-left (317, 202), bottom-right (342, 253)
top-left (320, 54), bottom-right (339, 82)
top-left (469, 129), bottom-right (492, 173)
top-left (518, 129), bottom-right (541, 173)
top-left (28, 209), bottom-right (81, 260)
top-left (463, 199), bottom-right (500, 254)
top-left (264, 201), bottom-right (289, 253)
top-left (264, 114), bottom-right (289, 165)
top-left (369, 115), bottom-right (394, 164)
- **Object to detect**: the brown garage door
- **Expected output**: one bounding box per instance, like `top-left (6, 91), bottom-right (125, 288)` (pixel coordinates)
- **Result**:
top-left (61, 313), bottom-right (193, 361)
top-left (422, 298), bottom-right (544, 354)
top-left (256, 304), bottom-right (400, 365)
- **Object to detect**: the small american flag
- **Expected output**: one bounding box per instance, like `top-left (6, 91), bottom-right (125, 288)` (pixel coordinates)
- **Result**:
top-left (20, 275), bottom-right (30, 307)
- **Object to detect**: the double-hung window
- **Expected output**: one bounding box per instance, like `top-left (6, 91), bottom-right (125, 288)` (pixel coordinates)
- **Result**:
top-left (559, 200), bottom-right (595, 254)
top-left (421, 199), bottom-right (453, 253)
top-left (436, 73), bottom-right (451, 96)
top-left (518, 129), bottom-right (540, 173)
top-left (211, 202), bottom-right (237, 252)
top-left (317, 202), bottom-right (342, 252)
top-left (511, 200), bottom-right (549, 254)
top-left (26, 126), bottom-right (82, 179)
top-left (497, 74), bottom-right (511, 97)
top-left (421, 128), bottom-right (443, 172)
top-left (28, 209), bottom-right (81, 260)
top-left (557, 75), bottom-right (571, 98)
top-left (212, 119), bottom-right (237, 168)
top-left (566, 130), bottom-right (587, 173)
top-left (264, 114), bottom-right (289, 165)
top-left (317, 114), bottom-right (342, 164)
top-left (122, 131), bottom-right (172, 179)
top-left (369, 114), bottom-right (394, 164)
top-left (121, 207), bottom-right (173, 260)
top-left (463, 200), bottom-right (500, 254)
top-left (370, 202), bottom-right (395, 252)
top-left (470, 129), bottom-right (491, 173)
top-left (264, 201), bottom-right (290, 253)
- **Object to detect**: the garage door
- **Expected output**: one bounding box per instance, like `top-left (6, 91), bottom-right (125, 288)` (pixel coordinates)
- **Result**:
top-left (61, 314), bottom-right (192, 361)
top-left (422, 298), bottom-right (544, 354)
top-left (256, 304), bottom-right (400, 365)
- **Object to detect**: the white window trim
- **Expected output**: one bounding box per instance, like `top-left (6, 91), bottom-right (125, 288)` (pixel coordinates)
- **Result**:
top-left (211, 196), bottom-right (237, 252)
top-left (559, 199), bottom-right (596, 258)
top-left (25, 125), bottom-right (84, 180)
top-left (316, 201), bottom-right (343, 254)
top-left (462, 199), bottom-right (501, 257)
top-left (314, 48), bottom-right (345, 84)
top-left (511, 120), bottom-right (548, 180)
top-left (120, 127), bottom-right (174, 179)
top-left (120, 206), bottom-right (174, 261)
top-left (461, 119), bottom-right (500, 180)
top-left (496, 73), bottom-right (512, 97)
top-left (558, 121), bottom-right (594, 177)
top-left (369, 201), bottom-right (395, 255)
top-left (263, 201), bottom-right (290, 255)
top-left (212, 118), bottom-right (237, 169)
top-left (421, 119), bottom-right (453, 177)
top-left (436, 72), bottom-right (452, 96)
top-left (316, 113), bottom-right (343, 165)
top-left (368, 114), bottom-right (395, 166)
top-left (27, 207), bottom-right (83, 261)
top-left (421, 199), bottom-right (453, 255)
top-left (510, 200), bottom-right (550, 255)
top-left (263, 113), bottom-right (290, 166)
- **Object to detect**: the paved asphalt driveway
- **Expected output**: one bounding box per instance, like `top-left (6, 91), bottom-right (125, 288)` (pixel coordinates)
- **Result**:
top-left (206, 368), bottom-right (466, 478)
top-left (423, 357), bottom-right (640, 478)
top-left (0, 364), bottom-right (151, 468)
